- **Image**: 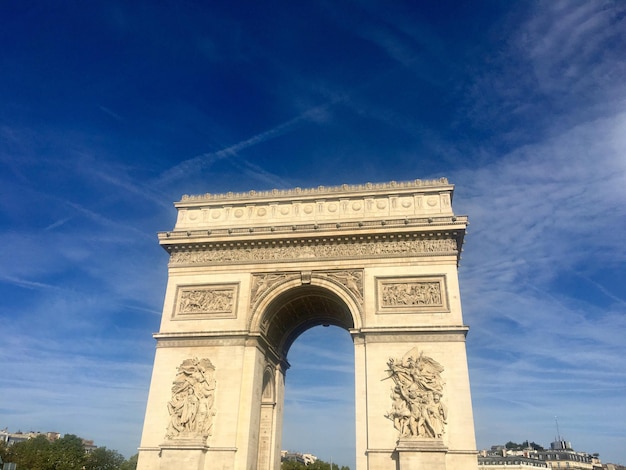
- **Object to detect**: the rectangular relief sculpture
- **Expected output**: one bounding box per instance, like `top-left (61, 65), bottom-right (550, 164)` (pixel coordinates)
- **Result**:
top-left (376, 276), bottom-right (449, 314)
top-left (172, 284), bottom-right (239, 320)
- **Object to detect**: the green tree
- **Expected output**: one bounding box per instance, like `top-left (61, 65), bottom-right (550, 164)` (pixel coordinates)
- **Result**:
top-left (281, 461), bottom-right (308, 470)
top-left (0, 440), bottom-right (9, 462)
top-left (281, 459), bottom-right (350, 470)
top-left (5, 434), bottom-right (138, 470)
top-left (120, 453), bottom-right (138, 470)
top-left (85, 447), bottom-right (125, 470)
top-left (49, 434), bottom-right (87, 470)
top-left (6, 435), bottom-right (52, 470)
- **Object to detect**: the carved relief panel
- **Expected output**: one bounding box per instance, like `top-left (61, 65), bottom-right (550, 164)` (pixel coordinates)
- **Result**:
top-left (165, 358), bottom-right (217, 441)
top-left (376, 276), bottom-right (449, 314)
top-left (169, 237), bottom-right (457, 265)
top-left (173, 284), bottom-right (238, 320)
top-left (384, 348), bottom-right (447, 439)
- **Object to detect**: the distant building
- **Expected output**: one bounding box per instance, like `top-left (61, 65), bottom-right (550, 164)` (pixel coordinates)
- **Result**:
top-left (82, 439), bottom-right (97, 453)
top-left (478, 455), bottom-right (548, 468)
top-left (281, 450), bottom-right (318, 465)
top-left (535, 440), bottom-right (601, 470)
top-left (551, 440), bottom-right (573, 451)
top-left (479, 447), bottom-right (548, 469)
top-left (479, 440), bottom-right (603, 470)
top-left (0, 429), bottom-right (60, 446)
top-left (0, 428), bottom-right (94, 453)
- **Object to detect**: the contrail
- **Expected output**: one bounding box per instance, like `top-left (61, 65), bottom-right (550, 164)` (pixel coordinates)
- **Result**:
top-left (157, 101), bottom-right (338, 186)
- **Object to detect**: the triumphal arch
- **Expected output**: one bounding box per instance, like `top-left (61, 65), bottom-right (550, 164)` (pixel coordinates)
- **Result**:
top-left (137, 178), bottom-right (478, 470)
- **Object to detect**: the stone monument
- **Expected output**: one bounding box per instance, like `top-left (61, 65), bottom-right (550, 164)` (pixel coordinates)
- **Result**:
top-left (136, 178), bottom-right (478, 469)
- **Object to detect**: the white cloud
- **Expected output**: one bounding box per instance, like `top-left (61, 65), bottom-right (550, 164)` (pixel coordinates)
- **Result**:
top-left (521, 1), bottom-right (626, 96)
top-left (451, 108), bottom-right (626, 463)
top-left (156, 102), bottom-right (337, 188)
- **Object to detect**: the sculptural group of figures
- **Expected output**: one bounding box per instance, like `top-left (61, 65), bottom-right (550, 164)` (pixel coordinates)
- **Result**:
top-left (382, 282), bottom-right (442, 306)
top-left (179, 289), bottom-right (233, 314)
top-left (166, 358), bottom-right (216, 440)
top-left (385, 348), bottom-right (447, 439)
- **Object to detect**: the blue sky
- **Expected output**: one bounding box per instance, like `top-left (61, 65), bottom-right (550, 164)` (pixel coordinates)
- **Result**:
top-left (1, 1), bottom-right (625, 467)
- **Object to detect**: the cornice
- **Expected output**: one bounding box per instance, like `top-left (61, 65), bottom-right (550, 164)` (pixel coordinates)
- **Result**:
top-left (159, 214), bottom-right (467, 245)
top-left (154, 330), bottom-right (250, 341)
top-left (159, 179), bottom-right (468, 265)
top-left (177, 178), bottom-right (452, 204)
top-left (357, 325), bottom-right (470, 335)
top-left (353, 325), bottom-right (470, 343)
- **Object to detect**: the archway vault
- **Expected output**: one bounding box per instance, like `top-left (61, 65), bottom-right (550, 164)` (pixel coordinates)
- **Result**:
top-left (260, 283), bottom-right (355, 357)
top-left (137, 179), bottom-right (478, 470)
top-left (249, 272), bottom-right (363, 361)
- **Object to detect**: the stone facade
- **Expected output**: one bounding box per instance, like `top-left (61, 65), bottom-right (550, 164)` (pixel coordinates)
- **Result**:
top-left (136, 178), bottom-right (478, 469)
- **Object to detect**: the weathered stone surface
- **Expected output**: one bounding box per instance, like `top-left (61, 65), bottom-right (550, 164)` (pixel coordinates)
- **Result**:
top-left (137, 179), bottom-right (477, 470)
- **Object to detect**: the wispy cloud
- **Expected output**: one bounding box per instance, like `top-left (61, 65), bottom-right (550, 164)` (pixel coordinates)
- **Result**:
top-left (451, 107), bottom-right (626, 453)
top-left (43, 217), bottom-right (73, 231)
top-left (98, 105), bottom-right (125, 122)
top-left (461, 0), bottom-right (626, 147)
top-left (156, 102), bottom-right (339, 188)
top-left (0, 274), bottom-right (59, 291)
top-left (2, 1), bottom-right (625, 466)
top-left (521, 1), bottom-right (626, 96)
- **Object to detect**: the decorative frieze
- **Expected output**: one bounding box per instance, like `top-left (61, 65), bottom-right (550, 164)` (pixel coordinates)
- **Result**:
top-left (173, 284), bottom-right (238, 319)
top-left (165, 358), bottom-right (217, 441)
top-left (377, 276), bottom-right (449, 314)
top-left (385, 348), bottom-right (447, 439)
top-left (171, 179), bottom-right (455, 232)
top-left (169, 237), bottom-right (457, 266)
top-left (175, 195), bottom-right (447, 227)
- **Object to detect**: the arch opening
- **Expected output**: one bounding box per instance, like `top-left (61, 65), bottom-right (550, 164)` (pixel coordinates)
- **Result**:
top-left (261, 285), bottom-right (355, 357)
top-left (281, 325), bottom-right (356, 469)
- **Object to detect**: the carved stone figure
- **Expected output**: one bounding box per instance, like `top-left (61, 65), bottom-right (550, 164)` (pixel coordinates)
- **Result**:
top-left (251, 273), bottom-right (291, 304)
top-left (324, 270), bottom-right (363, 301)
top-left (382, 282), bottom-right (442, 306)
top-left (179, 288), bottom-right (234, 314)
top-left (384, 348), bottom-right (446, 439)
top-left (166, 358), bottom-right (216, 440)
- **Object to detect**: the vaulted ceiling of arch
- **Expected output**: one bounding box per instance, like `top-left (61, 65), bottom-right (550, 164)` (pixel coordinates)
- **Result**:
top-left (262, 285), bottom-right (354, 357)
